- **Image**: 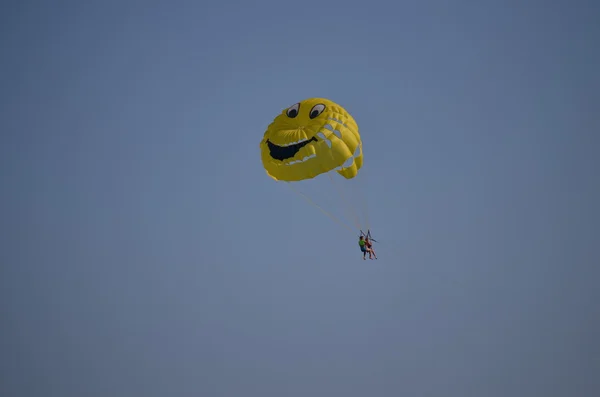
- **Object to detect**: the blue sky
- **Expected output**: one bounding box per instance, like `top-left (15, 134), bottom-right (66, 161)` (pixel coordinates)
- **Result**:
top-left (1, 0), bottom-right (599, 396)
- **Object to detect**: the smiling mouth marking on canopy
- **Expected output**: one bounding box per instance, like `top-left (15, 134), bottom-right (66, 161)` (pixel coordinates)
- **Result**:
top-left (266, 137), bottom-right (318, 161)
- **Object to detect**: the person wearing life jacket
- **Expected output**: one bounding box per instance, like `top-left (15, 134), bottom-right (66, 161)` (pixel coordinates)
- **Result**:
top-left (358, 235), bottom-right (374, 260)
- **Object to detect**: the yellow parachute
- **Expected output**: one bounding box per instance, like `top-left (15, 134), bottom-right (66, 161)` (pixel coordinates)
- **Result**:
top-left (259, 98), bottom-right (363, 182)
top-left (260, 98), bottom-right (370, 235)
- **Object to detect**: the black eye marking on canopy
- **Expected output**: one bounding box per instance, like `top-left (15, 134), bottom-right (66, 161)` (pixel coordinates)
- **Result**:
top-left (266, 137), bottom-right (318, 161)
top-left (309, 104), bottom-right (326, 119)
top-left (286, 103), bottom-right (300, 118)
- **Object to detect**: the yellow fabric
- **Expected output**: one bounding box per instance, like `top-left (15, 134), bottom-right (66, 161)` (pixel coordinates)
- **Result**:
top-left (260, 98), bottom-right (363, 182)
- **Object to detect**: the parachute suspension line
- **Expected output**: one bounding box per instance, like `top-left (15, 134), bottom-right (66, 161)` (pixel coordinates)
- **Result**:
top-left (360, 179), bottom-right (370, 231)
top-left (328, 173), bottom-right (361, 230)
top-left (353, 164), bottom-right (370, 231)
top-left (284, 182), bottom-right (355, 234)
top-left (356, 173), bottom-right (371, 232)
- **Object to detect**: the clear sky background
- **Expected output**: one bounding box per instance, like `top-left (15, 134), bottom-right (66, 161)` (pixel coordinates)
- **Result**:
top-left (2, 1), bottom-right (599, 396)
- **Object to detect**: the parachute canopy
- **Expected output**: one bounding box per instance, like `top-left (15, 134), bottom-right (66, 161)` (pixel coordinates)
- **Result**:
top-left (259, 98), bottom-right (363, 182)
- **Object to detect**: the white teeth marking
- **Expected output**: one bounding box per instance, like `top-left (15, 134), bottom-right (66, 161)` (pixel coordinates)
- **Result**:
top-left (280, 122), bottom-right (347, 166)
top-left (285, 153), bottom-right (317, 165)
top-left (280, 137), bottom-right (308, 147)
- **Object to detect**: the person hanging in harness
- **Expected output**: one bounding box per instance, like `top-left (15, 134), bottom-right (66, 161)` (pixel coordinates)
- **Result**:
top-left (358, 235), bottom-right (375, 260)
top-left (365, 235), bottom-right (377, 259)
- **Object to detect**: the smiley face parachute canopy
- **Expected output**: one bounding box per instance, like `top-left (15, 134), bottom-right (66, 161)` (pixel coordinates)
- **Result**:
top-left (260, 98), bottom-right (372, 237)
top-left (259, 98), bottom-right (363, 182)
